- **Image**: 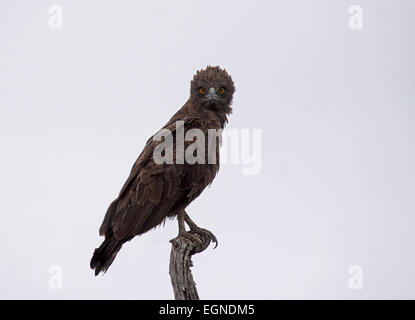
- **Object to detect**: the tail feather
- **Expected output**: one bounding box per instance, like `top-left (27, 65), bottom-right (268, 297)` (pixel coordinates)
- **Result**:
top-left (90, 235), bottom-right (123, 276)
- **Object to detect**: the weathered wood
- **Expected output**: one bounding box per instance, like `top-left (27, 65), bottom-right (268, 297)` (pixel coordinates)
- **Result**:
top-left (169, 232), bottom-right (213, 300)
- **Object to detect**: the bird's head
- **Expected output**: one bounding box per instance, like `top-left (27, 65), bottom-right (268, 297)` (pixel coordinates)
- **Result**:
top-left (190, 66), bottom-right (235, 115)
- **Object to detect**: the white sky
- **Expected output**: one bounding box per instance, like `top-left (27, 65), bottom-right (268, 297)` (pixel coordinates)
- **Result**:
top-left (0, 0), bottom-right (414, 299)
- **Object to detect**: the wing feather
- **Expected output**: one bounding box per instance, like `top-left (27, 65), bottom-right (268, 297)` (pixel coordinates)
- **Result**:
top-left (99, 108), bottom-right (219, 241)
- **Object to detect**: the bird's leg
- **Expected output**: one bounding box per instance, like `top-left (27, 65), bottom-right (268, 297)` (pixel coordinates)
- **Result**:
top-left (184, 211), bottom-right (218, 249)
top-left (176, 210), bottom-right (203, 249)
top-left (177, 209), bottom-right (186, 234)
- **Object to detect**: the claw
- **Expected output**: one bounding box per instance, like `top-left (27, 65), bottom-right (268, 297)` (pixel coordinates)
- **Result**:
top-left (177, 231), bottom-right (204, 252)
top-left (189, 227), bottom-right (218, 250)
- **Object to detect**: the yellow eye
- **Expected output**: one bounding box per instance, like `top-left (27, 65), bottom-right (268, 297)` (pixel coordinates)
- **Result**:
top-left (218, 87), bottom-right (226, 95)
top-left (199, 87), bottom-right (206, 95)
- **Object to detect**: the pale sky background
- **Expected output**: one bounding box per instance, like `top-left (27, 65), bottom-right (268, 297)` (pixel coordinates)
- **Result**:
top-left (1, 0), bottom-right (414, 299)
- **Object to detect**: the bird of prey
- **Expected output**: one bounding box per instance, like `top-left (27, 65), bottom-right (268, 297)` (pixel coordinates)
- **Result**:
top-left (90, 66), bottom-right (235, 275)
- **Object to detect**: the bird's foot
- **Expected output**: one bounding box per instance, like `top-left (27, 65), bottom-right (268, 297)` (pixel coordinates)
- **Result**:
top-left (171, 231), bottom-right (204, 253)
top-left (189, 227), bottom-right (218, 250)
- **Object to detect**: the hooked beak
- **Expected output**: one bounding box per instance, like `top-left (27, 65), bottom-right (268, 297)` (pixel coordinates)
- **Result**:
top-left (207, 87), bottom-right (217, 104)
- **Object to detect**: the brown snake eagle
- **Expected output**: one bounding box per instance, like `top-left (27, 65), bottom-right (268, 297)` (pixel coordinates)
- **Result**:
top-left (90, 66), bottom-right (235, 275)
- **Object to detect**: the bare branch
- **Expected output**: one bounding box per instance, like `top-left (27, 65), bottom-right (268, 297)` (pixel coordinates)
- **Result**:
top-left (169, 233), bottom-right (213, 300)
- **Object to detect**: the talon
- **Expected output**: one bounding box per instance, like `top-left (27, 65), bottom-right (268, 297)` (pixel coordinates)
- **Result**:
top-left (178, 231), bottom-right (203, 249)
top-left (189, 227), bottom-right (218, 249)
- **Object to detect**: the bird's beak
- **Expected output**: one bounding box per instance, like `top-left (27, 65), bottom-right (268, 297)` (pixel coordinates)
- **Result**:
top-left (207, 87), bottom-right (217, 104)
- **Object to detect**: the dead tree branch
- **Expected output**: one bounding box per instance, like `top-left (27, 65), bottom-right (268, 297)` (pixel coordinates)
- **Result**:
top-left (169, 232), bottom-right (214, 300)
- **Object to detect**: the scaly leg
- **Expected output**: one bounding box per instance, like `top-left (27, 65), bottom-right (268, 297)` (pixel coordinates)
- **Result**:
top-left (176, 210), bottom-right (203, 247)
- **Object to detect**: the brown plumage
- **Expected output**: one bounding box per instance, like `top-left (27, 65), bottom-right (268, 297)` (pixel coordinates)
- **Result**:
top-left (90, 66), bottom-right (235, 275)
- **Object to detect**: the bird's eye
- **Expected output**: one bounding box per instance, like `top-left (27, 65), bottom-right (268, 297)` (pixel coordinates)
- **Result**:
top-left (218, 87), bottom-right (226, 95)
top-left (199, 87), bottom-right (206, 95)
